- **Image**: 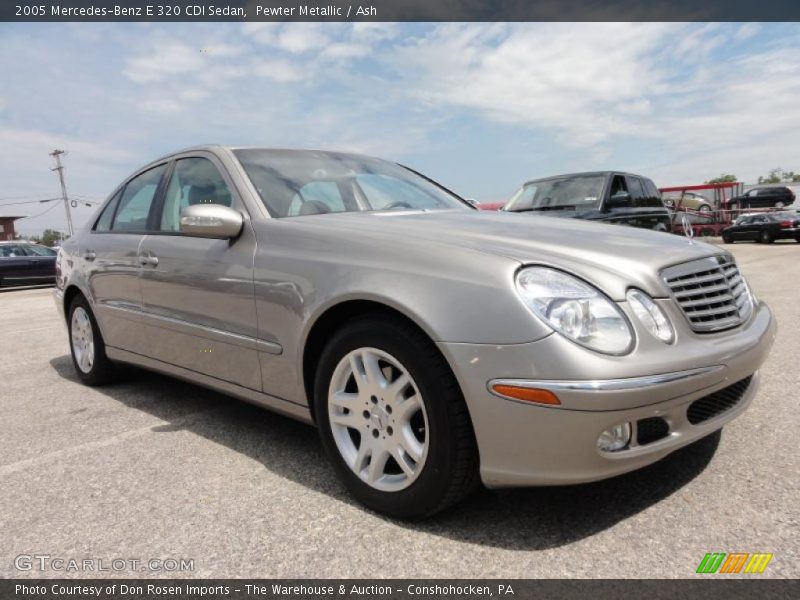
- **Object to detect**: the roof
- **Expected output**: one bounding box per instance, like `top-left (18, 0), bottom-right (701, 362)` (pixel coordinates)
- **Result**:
top-left (522, 171), bottom-right (644, 186)
top-left (0, 214), bottom-right (26, 220)
top-left (149, 144), bottom-right (376, 164)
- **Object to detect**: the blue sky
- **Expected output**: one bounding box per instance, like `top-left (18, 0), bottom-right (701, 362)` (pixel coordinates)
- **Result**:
top-left (1, 22), bottom-right (799, 234)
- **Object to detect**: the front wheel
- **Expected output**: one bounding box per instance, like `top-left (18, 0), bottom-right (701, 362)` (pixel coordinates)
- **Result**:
top-left (760, 230), bottom-right (774, 244)
top-left (68, 295), bottom-right (117, 385)
top-left (722, 235), bottom-right (733, 244)
top-left (314, 314), bottom-right (478, 518)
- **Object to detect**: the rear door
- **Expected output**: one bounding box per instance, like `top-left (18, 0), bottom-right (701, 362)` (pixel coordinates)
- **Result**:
top-left (138, 153), bottom-right (261, 390)
top-left (83, 163), bottom-right (168, 355)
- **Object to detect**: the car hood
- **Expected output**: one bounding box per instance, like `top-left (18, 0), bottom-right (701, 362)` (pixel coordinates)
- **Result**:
top-left (291, 209), bottom-right (727, 299)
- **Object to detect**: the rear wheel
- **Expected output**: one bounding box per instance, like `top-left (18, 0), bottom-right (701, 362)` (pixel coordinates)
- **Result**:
top-left (760, 230), bottom-right (774, 244)
top-left (68, 295), bottom-right (117, 385)
top-left (314, 314), bottom-right (478, 518)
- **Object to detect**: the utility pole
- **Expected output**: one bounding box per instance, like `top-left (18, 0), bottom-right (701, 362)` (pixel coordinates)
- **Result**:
top-left (50, 149), bottom-right (74, 237)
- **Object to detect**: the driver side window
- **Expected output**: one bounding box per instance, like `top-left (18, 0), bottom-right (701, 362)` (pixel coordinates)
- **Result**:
top-left (159, 158), bottom-right (233, 232)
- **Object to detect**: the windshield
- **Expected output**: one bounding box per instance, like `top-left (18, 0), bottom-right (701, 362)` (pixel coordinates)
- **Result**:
top-left (505, 175), bottom-right (605, 212)
top-left (233, 149), bottom-right (470, 218)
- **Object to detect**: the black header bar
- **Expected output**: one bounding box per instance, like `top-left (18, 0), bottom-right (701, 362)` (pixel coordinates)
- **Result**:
top-left (3, 0), bottom-right (800, 22)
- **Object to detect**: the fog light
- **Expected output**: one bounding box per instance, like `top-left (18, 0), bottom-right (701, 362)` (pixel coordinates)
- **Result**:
top-left (597, 423), bottom-right (631, 452)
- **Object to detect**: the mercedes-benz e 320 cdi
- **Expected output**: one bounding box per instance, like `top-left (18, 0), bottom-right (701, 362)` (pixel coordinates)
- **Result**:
top-left (55, 146), bottom-right (775, 517)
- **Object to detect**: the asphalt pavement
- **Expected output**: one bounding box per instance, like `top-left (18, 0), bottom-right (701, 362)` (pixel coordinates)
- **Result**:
top-left (0, 241), bottom-right (797, 578)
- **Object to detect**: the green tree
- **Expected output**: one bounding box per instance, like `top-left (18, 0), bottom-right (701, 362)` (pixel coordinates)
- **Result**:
top-left (40, 229), bottom-right (65, 247)
top-left (758, 168), bottom-right (784, 184)
top-left (706, 174), bottom-right (737, 184)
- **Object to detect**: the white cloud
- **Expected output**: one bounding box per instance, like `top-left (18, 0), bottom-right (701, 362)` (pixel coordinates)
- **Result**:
top-left (124, 40), bottom-right (206, 83)
top-left (392, 23), bottom-right (800, 182)
top-left (252, 58), bottom-right (305, 83)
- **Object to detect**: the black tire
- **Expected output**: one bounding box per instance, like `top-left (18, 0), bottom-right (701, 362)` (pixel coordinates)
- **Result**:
top-left (314, 314), bottom-right (479, 519)
top-left (68, 294), bottom-right (117, 386)
top-left (722, 235), bottom-right (733, 244)
top-left (760, 230), bottom-right (774, 244)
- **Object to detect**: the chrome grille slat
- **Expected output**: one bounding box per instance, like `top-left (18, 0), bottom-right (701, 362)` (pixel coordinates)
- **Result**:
top-left (661, 255), bottom-right (749, 333)
top-left (684, 305), bottom-right (738, 318)
top-left (673, 283), bottom-right (730, 298)
top-left (680, 294), bottom-right (734, 308)
top-left (670, 272), bottom-right (728, 286)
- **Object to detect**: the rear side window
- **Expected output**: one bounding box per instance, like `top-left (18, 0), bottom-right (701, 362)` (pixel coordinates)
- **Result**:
top-left (25, 245), bottom-right (57, 256)
top-left (94, 190), bottom-right (122, 232)
top-left (625, 176), bottom-right (662, 208)
top-left (112, 164), bottom-right (167, 232)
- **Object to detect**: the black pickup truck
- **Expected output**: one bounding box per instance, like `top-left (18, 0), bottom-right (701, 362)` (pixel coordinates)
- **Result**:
top-left (502, 171), bottom-right (671, 232)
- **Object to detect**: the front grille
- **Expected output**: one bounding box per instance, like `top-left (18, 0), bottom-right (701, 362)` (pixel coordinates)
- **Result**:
top-left (661, 255), bottom-right (750, 333)
top-left (687, 376), bottom-right (752, 425)
top-left (636, 417), bottom-right (669, 445)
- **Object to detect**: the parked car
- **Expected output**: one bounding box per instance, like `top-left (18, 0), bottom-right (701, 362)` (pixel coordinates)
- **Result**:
top-left (725, 186), bottom-right (796, 210)
top-left (502, 171), bottom-right (671, 231)
top-left (55, 146), bottom-right (775, 518)
top-left (722, 212), bottom-right (800, 244)
top-left (0, 241), bottom-right (57, 287)
top-left (663, 191), bottom-right (713, 212)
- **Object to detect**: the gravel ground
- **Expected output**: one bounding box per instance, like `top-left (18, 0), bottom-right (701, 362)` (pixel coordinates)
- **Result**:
top-left (0, 241), bottom-right (797, 579)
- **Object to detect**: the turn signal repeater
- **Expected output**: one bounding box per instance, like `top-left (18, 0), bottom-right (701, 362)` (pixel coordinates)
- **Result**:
top-left (491, 384), bottom-right (561, 405)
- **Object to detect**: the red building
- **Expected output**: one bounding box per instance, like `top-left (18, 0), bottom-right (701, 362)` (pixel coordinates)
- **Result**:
top-left (0, 215), bottom-right (25, 241)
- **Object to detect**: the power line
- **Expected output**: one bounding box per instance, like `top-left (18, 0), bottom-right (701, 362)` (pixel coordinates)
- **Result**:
top-left (17, 201), bottom-right (61, 221)
top-left (0, 198), bottom-right (61, 207)
top-left (0, 193), bottom-right (59, 201)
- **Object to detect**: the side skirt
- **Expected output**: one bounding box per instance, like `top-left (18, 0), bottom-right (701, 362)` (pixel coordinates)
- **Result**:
top-left (105, 346), bottom-right (314, 425)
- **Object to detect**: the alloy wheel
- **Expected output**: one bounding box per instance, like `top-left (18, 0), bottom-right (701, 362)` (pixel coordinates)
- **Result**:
top-left (327, 347), bottom-right (429, 492)
top-left (71, 306), bottom-right (95, 374)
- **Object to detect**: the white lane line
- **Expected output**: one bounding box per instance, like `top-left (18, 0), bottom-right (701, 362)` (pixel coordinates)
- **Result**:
top-left (2, 325), bottom-right (60, 334)
top-left (0, 407), bottom-right (223, 477)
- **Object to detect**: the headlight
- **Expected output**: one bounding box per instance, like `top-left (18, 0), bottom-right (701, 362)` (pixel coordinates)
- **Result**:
top-left (626, 289), bottom-right (674, 343)
top-left (515, 267), bottom-right (634, 355)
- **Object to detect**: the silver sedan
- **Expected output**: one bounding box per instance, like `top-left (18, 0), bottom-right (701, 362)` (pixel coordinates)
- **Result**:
top-left (54, 146), bottom-right (776, 518)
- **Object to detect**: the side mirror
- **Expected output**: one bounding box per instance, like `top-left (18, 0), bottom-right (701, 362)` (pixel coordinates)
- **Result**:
top-left (606, 192), bottom-right (631, 209)
top-left (180, 204), bottom-right (243, 239)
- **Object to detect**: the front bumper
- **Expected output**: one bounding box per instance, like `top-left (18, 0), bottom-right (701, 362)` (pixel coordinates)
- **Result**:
top-left (438, 301), bottom-right (776, 488)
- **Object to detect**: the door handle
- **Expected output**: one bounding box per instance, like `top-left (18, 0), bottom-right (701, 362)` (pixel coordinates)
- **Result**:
top-left (138, 255), bottom-right (159, 267)
top-left (83, 251), bottom-right (96, 261)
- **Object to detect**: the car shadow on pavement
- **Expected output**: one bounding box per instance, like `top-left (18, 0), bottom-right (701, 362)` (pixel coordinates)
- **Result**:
top-left (50, 354), bottom-right (721, 551)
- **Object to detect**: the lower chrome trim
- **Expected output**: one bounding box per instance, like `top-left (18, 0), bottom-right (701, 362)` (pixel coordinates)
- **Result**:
top-left (489, 365), bottom-right (725, 396)
top-left (100, 302), bottom-right (282, 355)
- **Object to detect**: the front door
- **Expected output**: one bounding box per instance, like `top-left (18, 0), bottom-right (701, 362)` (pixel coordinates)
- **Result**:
top-left (22, 244), bottom-right (57, 280)
top-left (138, 154), bottom-right (261, 391)
top-left (0, 244), bottom-right (35, 285)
